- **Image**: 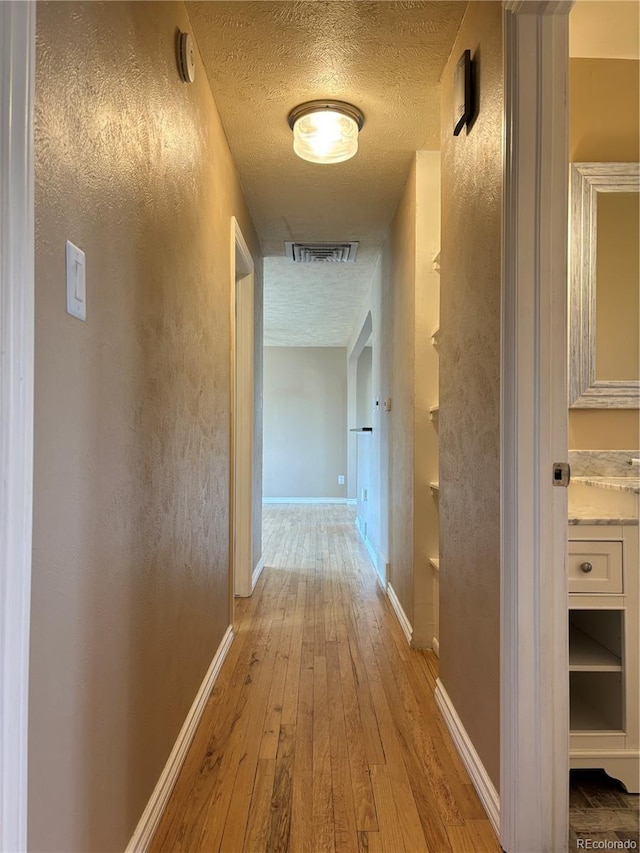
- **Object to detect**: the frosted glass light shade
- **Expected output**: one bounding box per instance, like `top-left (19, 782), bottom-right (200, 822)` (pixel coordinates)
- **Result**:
top-left (288, 101), bottom-right (364, 165)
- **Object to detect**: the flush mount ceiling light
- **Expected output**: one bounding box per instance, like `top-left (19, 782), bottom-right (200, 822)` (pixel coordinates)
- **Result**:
top-left (287, 100), bottom-right (365, 164)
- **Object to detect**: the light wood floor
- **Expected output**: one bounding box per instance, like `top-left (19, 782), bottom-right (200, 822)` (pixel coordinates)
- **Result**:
top-left (150, 504), bottom-right (499, 852)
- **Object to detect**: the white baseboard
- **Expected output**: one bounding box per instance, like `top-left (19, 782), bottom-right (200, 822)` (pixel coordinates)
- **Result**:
top-left (387, 583), bottom-right (413, 646)
top-left (435, 679), bottom-right (500, 837)
top-left (252, 557), bottom-right (265, 590)
top-left (125, 626), bottom-right (234, 852)
top-left (262, 497), bottom-right (346, 505)
top-left (432, 636), bottom-right (440, 657)
top-left (346, 498), bottom-right (357, 506)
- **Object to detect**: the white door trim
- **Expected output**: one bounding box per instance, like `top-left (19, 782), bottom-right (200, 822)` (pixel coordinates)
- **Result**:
top-left (230, 218), bottom-right (255, 599)
top-left (501, 3), bottom-right (572, 851)
top-left (0, 5), bottom-right (35, 851)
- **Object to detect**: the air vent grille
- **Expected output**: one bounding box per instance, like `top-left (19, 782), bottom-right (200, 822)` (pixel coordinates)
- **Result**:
top-left (285, 241), bottom-right (359, 263)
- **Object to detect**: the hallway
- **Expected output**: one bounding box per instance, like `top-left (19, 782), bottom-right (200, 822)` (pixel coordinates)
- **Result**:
top-left (150, 505), bottom-right (498, 852)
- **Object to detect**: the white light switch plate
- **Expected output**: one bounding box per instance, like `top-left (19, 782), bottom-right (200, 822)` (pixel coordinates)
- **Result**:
top-left (66, 240), bottom-right (86, 321)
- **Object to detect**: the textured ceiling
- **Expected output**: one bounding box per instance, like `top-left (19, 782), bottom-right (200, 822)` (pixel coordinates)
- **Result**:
top-left (186, 1), bottom-right (465, 344)
top-left (263, 256), bottom-right (379, 346)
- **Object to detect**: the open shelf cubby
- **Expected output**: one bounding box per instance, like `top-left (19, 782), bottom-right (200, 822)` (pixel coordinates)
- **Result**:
top-left (569, 610), bottom-right (625, 732)
top-left (569, 610), bottom-right (623, 671)
top-left (570, 671), bottom-right (623, 732)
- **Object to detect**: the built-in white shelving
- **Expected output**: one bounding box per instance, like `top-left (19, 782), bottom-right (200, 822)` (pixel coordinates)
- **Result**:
top-left (424, 243), bottom-right (440, 655)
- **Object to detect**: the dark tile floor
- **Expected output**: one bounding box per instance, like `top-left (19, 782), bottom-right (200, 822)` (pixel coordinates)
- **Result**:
top-left (570, 769), bottom-right (639, 850)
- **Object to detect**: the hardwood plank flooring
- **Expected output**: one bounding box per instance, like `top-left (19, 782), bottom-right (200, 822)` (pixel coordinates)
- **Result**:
top-left (150, 504), bottom-right (499, 853)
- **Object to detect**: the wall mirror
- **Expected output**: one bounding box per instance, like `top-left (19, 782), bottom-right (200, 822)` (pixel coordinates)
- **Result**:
top-left (569, 162), bottom-right (640, 408)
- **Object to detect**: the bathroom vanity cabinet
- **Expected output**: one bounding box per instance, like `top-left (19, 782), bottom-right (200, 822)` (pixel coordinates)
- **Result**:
top-left (568, 521), bottom-right (639, 793)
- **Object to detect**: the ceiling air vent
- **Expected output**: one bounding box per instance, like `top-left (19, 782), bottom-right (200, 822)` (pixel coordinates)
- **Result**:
top-left (285, 241), bottom-right (359, 263)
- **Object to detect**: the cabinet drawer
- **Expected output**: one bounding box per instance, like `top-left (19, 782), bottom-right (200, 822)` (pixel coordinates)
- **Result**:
top-left (568, 540), bottom-right (623, 594)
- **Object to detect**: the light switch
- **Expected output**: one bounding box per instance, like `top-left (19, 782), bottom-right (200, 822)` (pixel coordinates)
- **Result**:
top-left (66, 240), bottom-right (86, 321)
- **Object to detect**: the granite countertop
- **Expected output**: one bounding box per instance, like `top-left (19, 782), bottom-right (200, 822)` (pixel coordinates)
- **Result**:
top-left (568, 513), bottom-right (638, 526)
top-left (571, 476), bottom-right (640, 495)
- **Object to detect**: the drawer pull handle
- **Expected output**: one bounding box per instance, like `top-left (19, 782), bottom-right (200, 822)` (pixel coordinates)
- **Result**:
top-left (580, 561), bottom-right (593, 574)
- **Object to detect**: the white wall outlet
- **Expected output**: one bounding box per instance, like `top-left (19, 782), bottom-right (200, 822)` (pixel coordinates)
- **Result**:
top-left (66, 240), bottom-right (86, 321)
top-left (338, 474), bottom-right (345, 485)
top-left (383, 397), bottom-right (392, 412)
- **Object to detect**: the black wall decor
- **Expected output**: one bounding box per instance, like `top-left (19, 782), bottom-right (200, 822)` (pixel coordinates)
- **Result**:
top-left (453, 49), bottom-right (473, 136)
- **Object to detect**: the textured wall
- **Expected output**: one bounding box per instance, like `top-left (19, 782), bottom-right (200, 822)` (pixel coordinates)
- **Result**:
top-left (439, 1), bottom-right (503, 790)
top-left (263, 347), bottom-right (347, 499)
top-left (31, 4), bottom-right (262, 851)
top-left (568, 58), bottom-right (639, 449)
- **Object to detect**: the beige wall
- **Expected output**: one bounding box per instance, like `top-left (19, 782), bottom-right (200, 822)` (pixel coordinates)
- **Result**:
top-left (263, 347), bottom-right (347, 499)
top-left (570, 1), bottom-right (640, 61)
top-left (31, 4), bottom-right (262, 851)
top-left (439, 1), bottom-right (503, 789)
top-left (595, 192), bottom-right (639, 381)
top-left (569, 57), bottom-right (639, 448)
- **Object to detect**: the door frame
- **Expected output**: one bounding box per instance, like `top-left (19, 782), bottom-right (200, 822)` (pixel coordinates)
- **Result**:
top-left (230, 217), bottom-right (255, 603)
top-left (0, 4), bottom-right (35, 851)
top-left (501, 3), bottom-right (573, 851)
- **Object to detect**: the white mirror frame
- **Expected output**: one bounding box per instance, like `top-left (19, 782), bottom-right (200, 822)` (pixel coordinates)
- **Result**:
top-left (569, 161), bottom-right (640, 408)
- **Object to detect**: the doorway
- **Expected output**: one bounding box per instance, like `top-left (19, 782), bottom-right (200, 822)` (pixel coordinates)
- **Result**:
top-left (354, 338), bottom-right (373, 543)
